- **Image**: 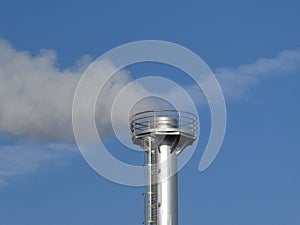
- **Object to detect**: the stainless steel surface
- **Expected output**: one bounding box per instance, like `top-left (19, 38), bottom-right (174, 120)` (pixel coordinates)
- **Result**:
top-left (130, 110), bottom-right (197, 152)
top-left (150, 116), bottom-right (178, 129)
top-left (157, 144), bottom-right (178, 225)
top-left (130, 110), bottom-right (197, 225)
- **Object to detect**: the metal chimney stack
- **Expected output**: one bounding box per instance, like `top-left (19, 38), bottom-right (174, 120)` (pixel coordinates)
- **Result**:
top-left (130, 110), bottom-right (197, 225)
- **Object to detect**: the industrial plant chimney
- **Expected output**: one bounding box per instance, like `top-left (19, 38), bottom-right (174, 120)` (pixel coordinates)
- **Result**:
top-left (130, 110), bottom-right (197, 225)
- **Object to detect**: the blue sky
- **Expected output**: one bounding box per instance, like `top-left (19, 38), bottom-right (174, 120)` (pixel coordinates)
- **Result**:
top-left (0, 0), bottom-right (300, 225)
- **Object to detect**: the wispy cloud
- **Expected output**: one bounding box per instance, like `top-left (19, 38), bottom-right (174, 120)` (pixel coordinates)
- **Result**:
top-left (148, 48), bottom-right (300, 110)
top-left (215, 49), bottom-right (300, 100)
top-left (0, 143), bottom-right (75, 187)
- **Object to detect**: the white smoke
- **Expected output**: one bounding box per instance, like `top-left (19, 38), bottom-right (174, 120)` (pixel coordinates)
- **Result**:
top-left (0, 38), bottom-right (164, 186)
top-left (0, 38), bottom-right (150, 143)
